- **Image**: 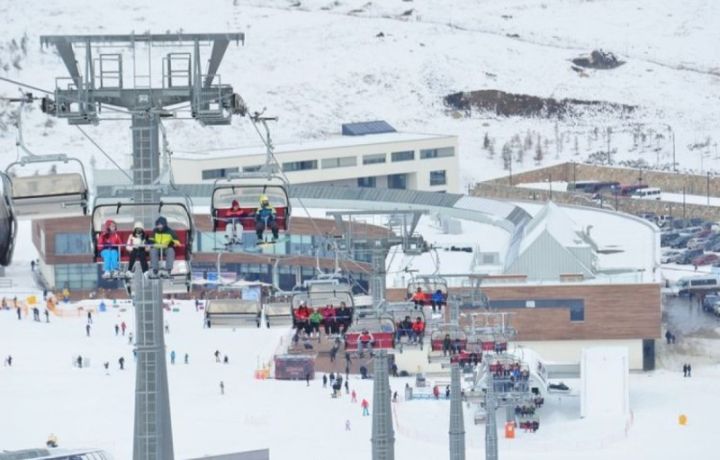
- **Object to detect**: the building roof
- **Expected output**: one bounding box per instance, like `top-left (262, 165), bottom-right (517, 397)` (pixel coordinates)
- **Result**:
top-left (341, 120), bottom-right (396, 136)
top-left (172, 131), bottom-right (455, 161)
top-left (505, 201), bottom-right (596, 279)
top-left (519, 201), bottom-right (591, 254)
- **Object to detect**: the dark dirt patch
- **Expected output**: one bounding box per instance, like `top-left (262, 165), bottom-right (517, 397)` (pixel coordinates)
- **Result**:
top-left (444, 89), bottom-right (636, 119)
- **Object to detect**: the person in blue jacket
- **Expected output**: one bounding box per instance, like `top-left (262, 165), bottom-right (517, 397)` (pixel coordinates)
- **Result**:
top-left (431, 289), bottom-right (446, 313)
top-left (255, 195), bottom-right (279, 241)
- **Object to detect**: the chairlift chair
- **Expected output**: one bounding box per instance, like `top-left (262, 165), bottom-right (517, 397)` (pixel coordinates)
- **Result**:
top-left (345, 316), bottom-right (396, 352)
top-left (407, 274), bottom-right (449, 299)
top-left (0, 172), bottom-right (18, 266)
top-left (380, 301), bottom-right (425, 350)
top-left (210, 174), bottom-right (291, 235)
top-left (205, 298), bottom-right (261, 328)
top-left (5, 155), bottom-right (89, 219)
top-left (91, 196), bottom-right (194, 293)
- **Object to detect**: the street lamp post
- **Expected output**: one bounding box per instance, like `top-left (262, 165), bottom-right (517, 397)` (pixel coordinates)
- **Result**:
top-left (707, 172), bottom-right (711, 206)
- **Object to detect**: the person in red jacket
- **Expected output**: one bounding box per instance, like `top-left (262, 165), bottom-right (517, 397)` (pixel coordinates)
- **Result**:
top-left (361, 398), bottom-right (370, 416)
top-left (357, 329), bottom-right (374, 357)
top-left (224, 200), bottom-right (246, 243)
top-left (411, 287), bottom-right (426, 309)
top-left (295, 303), bottom-right (310, 334)
top-left (98, 219), bottom-right (123, 278)
top-left (411, 317), bottom-right (425, 344)
top-left (321, 304), bottom-right (336, 335)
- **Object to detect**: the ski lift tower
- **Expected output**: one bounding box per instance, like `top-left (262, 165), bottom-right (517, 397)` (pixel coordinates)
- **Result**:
top-left (466, 311), bottom-right (520, 460)
top-left (326, 209), bottom-right (429, 309)
top-left (39, 33), bottom-right (246, 460)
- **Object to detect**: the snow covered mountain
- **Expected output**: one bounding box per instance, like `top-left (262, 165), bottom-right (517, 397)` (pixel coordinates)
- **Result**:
top-left (1, 0), bottom-right (719, 192)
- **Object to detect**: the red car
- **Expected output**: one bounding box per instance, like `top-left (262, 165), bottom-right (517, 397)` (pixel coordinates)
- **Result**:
top-left (691, 253), bottom-right (720, 266)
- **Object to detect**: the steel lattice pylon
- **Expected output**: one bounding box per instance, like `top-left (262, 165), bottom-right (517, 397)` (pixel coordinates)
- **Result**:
top-left (40, 33), bottom-right (245, 460)
top-left (371, 350), bottom-right (395, 460)
top-left (449, 363), bottom-right (466, 460)
top-left (132, 268), bottom-right (173, 459)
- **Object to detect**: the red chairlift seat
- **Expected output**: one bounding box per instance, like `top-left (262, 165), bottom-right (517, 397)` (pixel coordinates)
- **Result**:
top-left (211, 175), bottom-right (290, 233)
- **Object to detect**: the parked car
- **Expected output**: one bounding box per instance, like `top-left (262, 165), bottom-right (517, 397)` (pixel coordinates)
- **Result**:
top-left (657, 215), bottom-right (673, 227)
top-left (679, 226), bottom-right (704, 236)
top-left (709, 241), bottom-right (720, 252)
top-left (670, 235), bottom-right (693, 249)
top-left (672, 219), bottom-right (690, 229)
top-left (661, 232), bottom-right (680, 246)
top-left (661, 250), bottom-right (683, 263)
top-left (692, 253), bottom-right (720, 266)
top-left (678, 248), bottom-right (704, 264)
top-left (702, 294), bottom-right (720, 313)
top-left (688, 237), bottom-right (710, 250)
top-left (713, 304), bottom-right (720, 317)
top-left (703, 235), bottom-right (720, 251)
top-left (637, 212), bottom-right (658, 222)
top-left (690, 217), bottom-right (706, 227)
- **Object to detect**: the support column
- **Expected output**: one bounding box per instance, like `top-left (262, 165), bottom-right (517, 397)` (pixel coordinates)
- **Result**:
top-left (485, 378), bottom-right (498, 460)
top-left (449, 363), bottom-right (466, 460)
top-left (130, 111), bottom-right (173, 460)
top-left (132, 268), bottom-right (174, 460)
top-left (371, 350), bottom-right (395, 460)
top-left (370, 247), bottom-right (387, 310)
top-left (131, 113), bottom-right (161, 207)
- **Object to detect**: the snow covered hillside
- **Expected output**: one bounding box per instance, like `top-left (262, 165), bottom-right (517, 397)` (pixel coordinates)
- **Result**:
top-left (1, 0), bottom-right (719, 192)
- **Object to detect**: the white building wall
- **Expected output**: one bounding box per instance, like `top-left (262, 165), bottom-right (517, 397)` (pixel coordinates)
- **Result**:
top-left (581, 347), bottom-right (630, 418)
top-left (513, 339), bottom-right (644, 370)
top-left (171, 134), bottom-right (459, 193)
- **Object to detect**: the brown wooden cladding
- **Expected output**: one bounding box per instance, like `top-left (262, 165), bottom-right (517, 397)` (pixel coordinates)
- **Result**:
top-left (387, 282), bottom-right (661, 341)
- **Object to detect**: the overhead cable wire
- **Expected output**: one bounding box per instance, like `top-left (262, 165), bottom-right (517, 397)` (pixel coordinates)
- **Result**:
top-left (74, 125), bottom-right (133, 182)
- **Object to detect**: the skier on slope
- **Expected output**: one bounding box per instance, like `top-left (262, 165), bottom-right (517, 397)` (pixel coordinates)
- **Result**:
top-left (361, 399), bottom-right (370, 416)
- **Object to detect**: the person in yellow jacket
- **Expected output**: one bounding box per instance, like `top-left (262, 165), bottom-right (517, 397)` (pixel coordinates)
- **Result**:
top-left (255, 195), bottom-right (279, 241)
top-left (149, 216), bottom-right (180, 277)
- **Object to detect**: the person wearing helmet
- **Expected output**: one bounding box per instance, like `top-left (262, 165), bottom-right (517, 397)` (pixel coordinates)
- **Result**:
top-left (255, 195), bottom-right (279, 242)
top-left (126, 221), bottom-right (149, 275)
top-left (149, 216), bottom-right (180, 277)
top-left (97, 219), bottom-right (122, 279)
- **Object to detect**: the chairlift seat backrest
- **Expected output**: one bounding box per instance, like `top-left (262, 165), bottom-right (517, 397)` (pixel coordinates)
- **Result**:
top-left (206, 299), bottom-right (260, 316)
top-left (12, 173), bottom-right (86, 197)
top-left (9, 173), bottom-right (88, 218)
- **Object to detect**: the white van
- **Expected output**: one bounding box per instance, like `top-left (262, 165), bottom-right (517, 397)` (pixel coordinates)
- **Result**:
top-left (675, 276), bottom-right (719, 296)
top-left (631, 187), bottom-right (662, 200)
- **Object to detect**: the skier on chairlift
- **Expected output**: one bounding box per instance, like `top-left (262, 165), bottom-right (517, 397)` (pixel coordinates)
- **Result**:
top-left (149, 216), bottom-right (180, 278)
top-left (225, 199), bottom-right (246, 245)
top-left (255, 195), bottom-right (279, 243)
top-left (126, 221), bottom-right (149, 275)
top-left (98, 219), bottom-right (122, 279)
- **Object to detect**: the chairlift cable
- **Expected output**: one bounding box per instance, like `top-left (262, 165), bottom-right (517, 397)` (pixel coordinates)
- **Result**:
top-left (0, 76), bottom-right (52, 95)
top-left (74, 125), bottom-right (133, 183)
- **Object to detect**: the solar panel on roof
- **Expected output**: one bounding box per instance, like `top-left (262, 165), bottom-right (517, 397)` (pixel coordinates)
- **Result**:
top-left (341, 120), bottom-right (397, 136)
